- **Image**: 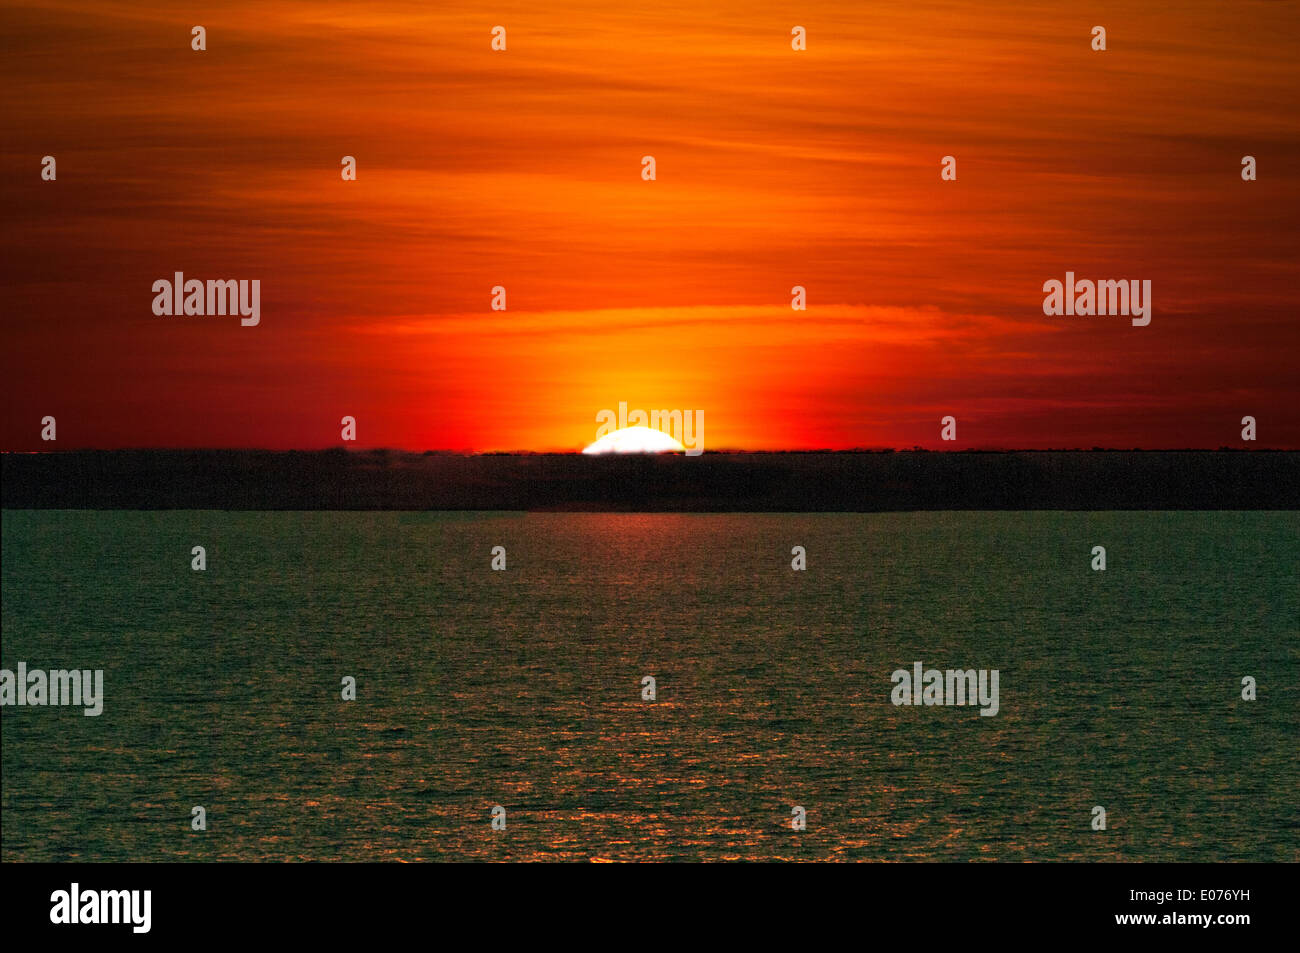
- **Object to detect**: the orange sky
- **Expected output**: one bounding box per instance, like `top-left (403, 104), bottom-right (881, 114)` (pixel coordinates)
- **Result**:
top-left (2, 0), bottom-right (1297, 450)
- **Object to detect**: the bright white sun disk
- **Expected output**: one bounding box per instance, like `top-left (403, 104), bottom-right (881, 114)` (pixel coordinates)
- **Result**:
top-left (582, 426), bottom-right (686, 454)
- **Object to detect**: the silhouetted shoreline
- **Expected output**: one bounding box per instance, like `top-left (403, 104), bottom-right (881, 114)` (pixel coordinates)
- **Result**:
top-left (3, 450), bottom-right (1296, 511)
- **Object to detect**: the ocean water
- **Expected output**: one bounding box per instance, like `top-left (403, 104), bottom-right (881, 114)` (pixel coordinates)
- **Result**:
top-left (1, 510), bottom-right (1296, 862)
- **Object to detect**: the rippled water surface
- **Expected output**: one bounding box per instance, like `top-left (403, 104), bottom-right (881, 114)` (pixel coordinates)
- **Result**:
top-left (2, 510), bottom-right (1296, 861)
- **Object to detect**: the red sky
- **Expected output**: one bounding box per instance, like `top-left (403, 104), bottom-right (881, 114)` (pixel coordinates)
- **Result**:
top-left (2, 0), bottom-right (1297, 451)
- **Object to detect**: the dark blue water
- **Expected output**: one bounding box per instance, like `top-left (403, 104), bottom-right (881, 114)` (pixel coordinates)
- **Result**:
top-left (2, 510), bottom-right (1296, 860)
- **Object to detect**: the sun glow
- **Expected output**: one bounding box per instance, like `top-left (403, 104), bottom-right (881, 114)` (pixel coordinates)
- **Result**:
top-left (582, 426), bottom-right (686, 454)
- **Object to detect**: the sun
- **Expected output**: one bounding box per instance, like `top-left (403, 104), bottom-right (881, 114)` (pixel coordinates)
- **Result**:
top-left (582, 426), bottom-right (686, 454)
